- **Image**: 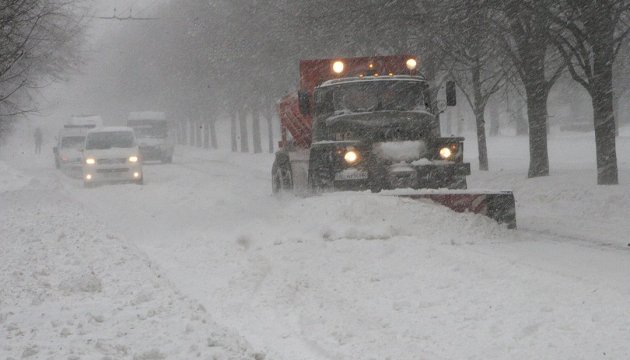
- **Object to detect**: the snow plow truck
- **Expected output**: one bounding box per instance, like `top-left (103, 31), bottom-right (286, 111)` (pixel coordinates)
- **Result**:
top-left (272, 55), bottom-right (516, 228)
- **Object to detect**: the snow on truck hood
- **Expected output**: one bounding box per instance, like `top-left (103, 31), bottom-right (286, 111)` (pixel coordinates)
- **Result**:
top-left (373, 140), bottom-right (427, 162)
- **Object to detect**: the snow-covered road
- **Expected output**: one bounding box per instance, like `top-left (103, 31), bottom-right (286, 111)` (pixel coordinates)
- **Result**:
top-left (3, 133), bottom-right (630, 360)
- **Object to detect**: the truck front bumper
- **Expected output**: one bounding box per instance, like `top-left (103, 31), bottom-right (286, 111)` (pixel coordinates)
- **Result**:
top-left (334, 162), bottom-right (471, 190)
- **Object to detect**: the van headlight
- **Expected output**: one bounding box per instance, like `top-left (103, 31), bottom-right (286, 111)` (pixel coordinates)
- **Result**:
top-left (128, 156), bottom-right (139, 163)
top-left (85, 158), bottom-right (96, 165)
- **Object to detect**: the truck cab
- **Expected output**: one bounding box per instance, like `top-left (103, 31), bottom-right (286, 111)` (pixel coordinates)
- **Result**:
top-left (309, 76), bottom-right (469, 192)
top-left (273, 55), bottom-right (471, 193)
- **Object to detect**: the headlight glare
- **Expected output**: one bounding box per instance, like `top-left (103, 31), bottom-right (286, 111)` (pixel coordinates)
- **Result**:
top-left (129, 156), bottom-right (139, 163)
top-left (344, 150), bottom-right (358, 164)
top-left (439, 147), bottom-right (452, 159)
top-left (85, 158), bottom-right (96, 165)
top-left (332, 61), bottom-right (344, 74)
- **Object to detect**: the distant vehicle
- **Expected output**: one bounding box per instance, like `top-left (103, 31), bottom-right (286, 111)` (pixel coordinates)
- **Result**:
top-left (127, 112), bottom-right (176, 163)
top-left (82, 127), bottom-right (143, 187)
top-left (54, 115), bottom-right (103, 172)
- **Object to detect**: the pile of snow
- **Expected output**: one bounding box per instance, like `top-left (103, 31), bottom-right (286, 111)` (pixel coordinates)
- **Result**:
top-left (0, 161), bottom-right (31, 193)
top-left (0, 166), bottom-right (263, 360)
top-left (373, 140), bottom-right (426, 162)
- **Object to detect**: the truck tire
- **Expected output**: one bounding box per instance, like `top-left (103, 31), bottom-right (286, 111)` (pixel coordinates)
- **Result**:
top-left (272, 156), bottom-right (293, 193)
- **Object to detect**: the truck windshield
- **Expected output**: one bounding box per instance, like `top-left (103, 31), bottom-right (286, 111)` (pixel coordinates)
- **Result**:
top-left (85, 132), bottom-right (134, 150)
top-left (61, 136), bottom-right (85, 149)
top-left (128, 120), bottom-right (168, 138)
top-left (331, 80), bottom-right (426, 114)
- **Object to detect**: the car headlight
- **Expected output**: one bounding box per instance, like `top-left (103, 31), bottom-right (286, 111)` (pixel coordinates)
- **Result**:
top-left (439, 147), bottom-right (452, 159)
top-left (85, 158), bottom-right (96, 165)
top-left (128, 156), bottom-right (139, 163)
top-left (344, 150), bottom-right (359, 164)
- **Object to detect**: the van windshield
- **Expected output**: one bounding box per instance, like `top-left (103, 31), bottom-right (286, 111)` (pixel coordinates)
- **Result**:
top-left (85, 131), bottom-right (134, 150)
top-left (128, 121), bottom-right (168, 138)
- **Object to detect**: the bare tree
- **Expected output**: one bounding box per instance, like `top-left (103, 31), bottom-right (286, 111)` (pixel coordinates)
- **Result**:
top-left (491, 0), bottom-right (566, 178)
top-left (440, 0), bottom-right (507, 171)
top-left (540, 0), bottom-right (630, 184)
top-left (0, 0), bottom-right (85, 120)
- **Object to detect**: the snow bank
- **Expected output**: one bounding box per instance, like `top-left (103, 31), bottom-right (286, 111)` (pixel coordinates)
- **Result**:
top-left (0, 167), bottom-right (263, 360)
top-left (0, 160), bottom-right (31, 193)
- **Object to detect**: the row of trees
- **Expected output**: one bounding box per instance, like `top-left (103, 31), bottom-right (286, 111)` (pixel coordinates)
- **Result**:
top-left (0, 0), bottom-right (86, 138)
top-left (93, 0), bottom-right (629, 185)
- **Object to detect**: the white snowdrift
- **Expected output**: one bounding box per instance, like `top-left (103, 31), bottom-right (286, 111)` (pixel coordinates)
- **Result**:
top-left (0, 164), bottom-right (263, 360)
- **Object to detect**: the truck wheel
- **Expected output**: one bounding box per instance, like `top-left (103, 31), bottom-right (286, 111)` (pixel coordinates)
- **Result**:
top-left (272, 159), bottom-right (293, 193)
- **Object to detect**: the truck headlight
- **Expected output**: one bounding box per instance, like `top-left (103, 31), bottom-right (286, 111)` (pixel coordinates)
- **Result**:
top-left (128, 156), bottom-right (139, 163)
top-left (85, 158), bottom-right (96, 165)
top-left (439, 147), bottom-right (452, 159)
top-left (344, 150), bottom-right (359, 164)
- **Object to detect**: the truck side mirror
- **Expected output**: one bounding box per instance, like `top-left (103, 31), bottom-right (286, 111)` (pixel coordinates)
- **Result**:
top-left (446, 81), bottom-right (457, 106)
top-left (298, 90), bottom-right (310, 115)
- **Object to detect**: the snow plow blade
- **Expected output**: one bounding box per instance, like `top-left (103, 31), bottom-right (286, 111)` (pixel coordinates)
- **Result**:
top-left (393, 191), bottom-right (517, 229)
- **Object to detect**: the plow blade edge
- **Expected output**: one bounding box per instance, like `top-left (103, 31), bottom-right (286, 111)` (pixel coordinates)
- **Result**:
top-left (396, 191), bottom-right (517, 229)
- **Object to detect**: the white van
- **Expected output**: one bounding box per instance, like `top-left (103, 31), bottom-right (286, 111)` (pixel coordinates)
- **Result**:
top-left (127, 112), bottom-right (176, 163)
top-left (82, 127), bottom-right (143, 187)
top-left (54, 115), bottom-right (103, 174)
top-left (54, 128), bottom-right (88, 173)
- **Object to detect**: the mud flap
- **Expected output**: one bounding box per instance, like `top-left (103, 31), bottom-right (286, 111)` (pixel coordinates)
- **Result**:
top-left (394, 191), bottom-right (517, 229)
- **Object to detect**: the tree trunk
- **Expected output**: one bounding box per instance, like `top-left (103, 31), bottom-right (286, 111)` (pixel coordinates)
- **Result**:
top-left (209, 115), bottom-right (217, 149)
top-left (474, 108), bottom-right (489, 171)
top-left (252, 106), bottom-right (262, 153)
top-left (189, 117), bottom-right (195, 147)
top-left (524, 79), bottom-right (549, 178)
top-left (264, 103), bottom-right (274, 153)
top-left (472, 65), bottom-right (489, 171)
top-left (202, 115), bottom-right (210, 149)
top-left (230, 110), bottom-right (237, 152)
top-left (239, 107), bottom-right (249, 153)
top-left (196, 120), bottom-right (202, 147)
top-left (178, 120), bottom-right (185, 145)
top-left (592, 47), bottom-right (618, 185)
top-left (489, 105), bottom-right (499, 136)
